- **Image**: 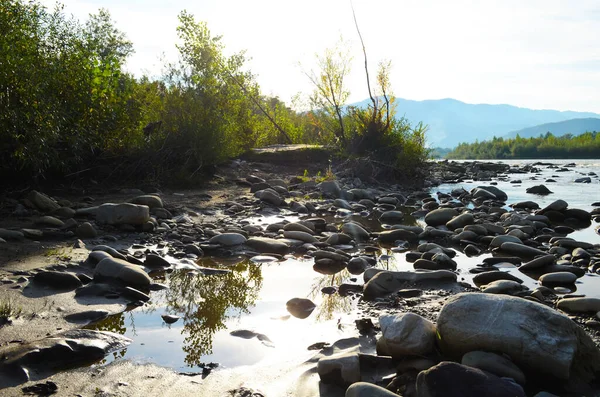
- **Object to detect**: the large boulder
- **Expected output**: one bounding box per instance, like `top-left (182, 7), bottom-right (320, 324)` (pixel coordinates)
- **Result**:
top-left (416, 361), bottom-right (526, 397)
top-left (96, 203), bottom-right (150, 225)
top-left (436, 293), bottom-right (600, 381)
top-left (378, 313), bottom-right (436, 358)
top-left (94, 257), bottom-right (152, 287)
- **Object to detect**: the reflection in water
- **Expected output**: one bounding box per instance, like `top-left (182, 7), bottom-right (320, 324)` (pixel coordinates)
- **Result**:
top-left (165, 260), bottom-right (263, 366)
top-left (87, 311), bottom-right (128, 362)
top-left (309, 270), bottom-right (353, 322)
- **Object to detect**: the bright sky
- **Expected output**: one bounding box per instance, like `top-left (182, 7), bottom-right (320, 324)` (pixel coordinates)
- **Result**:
top-left (40, 0), bottom-right (600, 113)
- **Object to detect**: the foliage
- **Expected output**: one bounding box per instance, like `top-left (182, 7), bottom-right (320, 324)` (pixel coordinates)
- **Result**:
top-left (447, 132), bottom-right (600, 159)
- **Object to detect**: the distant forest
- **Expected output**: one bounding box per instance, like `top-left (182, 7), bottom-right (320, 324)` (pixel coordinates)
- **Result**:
top-left (446, 132), bottom-right (600, 159)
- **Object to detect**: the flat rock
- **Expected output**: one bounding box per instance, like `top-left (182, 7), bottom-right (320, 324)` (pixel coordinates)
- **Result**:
top-left (499, 242), bottom-right (547, 258)
top-left (33, 271), bottom-right (83, 290)
top-left (96, 203), bottom-right (150, 225)
top-left (246, 237), bottom-right (289, 255)
top-left (557, 297), bottom-right (600, 313)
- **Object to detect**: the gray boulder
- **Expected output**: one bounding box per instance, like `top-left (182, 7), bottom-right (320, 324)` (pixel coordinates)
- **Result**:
top-left (436, 293), bottom-right (600, 380)
top-left (378, 313), bottom-right (436, 358)
top-left (94, 257), bottom-right (152, 287)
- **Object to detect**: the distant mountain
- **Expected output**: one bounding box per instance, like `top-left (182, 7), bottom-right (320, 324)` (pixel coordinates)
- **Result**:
top-left (503, 118), bottom-right (600, 139)
top-left (351, 97), bottom-right (600, 148)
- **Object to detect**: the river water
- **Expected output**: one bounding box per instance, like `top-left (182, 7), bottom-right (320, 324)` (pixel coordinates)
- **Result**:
top-left (88, 159), bottom-right (600, 374)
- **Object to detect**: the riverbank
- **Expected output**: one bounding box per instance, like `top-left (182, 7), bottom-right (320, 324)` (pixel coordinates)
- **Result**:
top-left (1, 153), bottom-right (600, 396)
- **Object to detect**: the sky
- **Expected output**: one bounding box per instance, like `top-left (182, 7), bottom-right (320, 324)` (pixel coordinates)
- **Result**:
top-left (39, 0), bottom-right (600, 113)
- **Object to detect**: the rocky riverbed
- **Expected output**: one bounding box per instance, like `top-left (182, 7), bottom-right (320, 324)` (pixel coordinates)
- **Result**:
top-left (1, 154), bottom-right (600, 396)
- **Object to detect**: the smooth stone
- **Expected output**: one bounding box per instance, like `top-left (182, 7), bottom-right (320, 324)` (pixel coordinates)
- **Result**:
top-left (476, 185), bottom-right (508, 200)
top-left (499, 242), bottom-right (547, 258)
top-left (345, 382), bottom-right (398, 397)
top-left (318, 180), bottom-right (342, 198)
top-left (314, 259), bottom-right (346, 275)
top-left (519, 254), bottom-right (555, 271)
top-left (425, 208), bottom-right (459, 226)
top-left (96, 203), bottom-right (150, 225)
top-left (283, 230), bottom-right (318, 243)
top-left (378, 228), bottom-right (418, 244)
top-left (286, 298), bottom-right (316, 319)
top-left (246, 237), bottom-right (289, 254)
top-left (347, 257), bottom-right (369, 275)
top-left (76, 222), bottom-right (98, 238)
top-left (283, 222), bottom-right (314, 234)
top-left (317, 352), bottom-right (360, 386)
top-left (143, 254), bottom-right (171, 268)
top-left (540, 199), bottom-right (568, 213)
top-left (130, 195), bottom-right (163, 209)
top-left (539, 271), bottom-right (578, 285)
top-left (436, 293), bottom-right (600, 380)
top-left (26, 190), bottom-right (60, 212)
top-left (121, 286), bottom-right (150, 302)
top-left (416, 361), bottom-right (526, 397)
top-left (490, 235), bottom-right (521, 248)
top-left (446, 213), bottom-right (474, 230)
top-left (557, 297), bottom-right (600, 313)
top-left (481, 280), bottom-right (528, 295)
top-left (0, 228), bottom-right (25, 240)
top-left (64, 310), bottom-right (110, 323)
top-left (378, 313), bottom-right (436, 358)
top-left (472, 271), bottom-right (522, 285)
top-left (94, 257), bottom-right (152, 287)
top-left (35, 216), bottom-right (64, 227)
top-left (87, 250), bottom-right (113, 265)
top-left (526, 185), bottom-right (553, 195)
top-left (341, 223), bottom-right (370, 242)
top-left (363, 270), bottom-right (457, 300)
top-left (209, 232), bottom-right (247, 246)
top-left (161, 314), bottom-right (180, 324)
top-left (257, 189), bottom-right (284, 206)
top-left (33, 271), bottom-right (83, 289)
top-left (380, 211), bottom-right (404, 223)
top-left (326, 233), bottom-right (353, 245)
top-left (462, 350), bottom-right (526, 384)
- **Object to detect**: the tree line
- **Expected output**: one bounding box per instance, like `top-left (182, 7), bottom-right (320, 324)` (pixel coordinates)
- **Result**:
top-left (447, 132), bottom-right (600, 159)
top-left (1, 0), bottom-right (429, 185)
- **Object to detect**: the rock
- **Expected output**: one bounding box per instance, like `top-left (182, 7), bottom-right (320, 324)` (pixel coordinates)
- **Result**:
top-left (526, 185), bottom-right (553, 195)
top-left (283, 230), bottom-right (318, 243)
top-left (286, 298), bottom-right (316, 319)
top-left (462, 351), bottom-right (525, 384)
top-left (35, 216), bottom-right (64, 227)
top-left (471, 187), bottom-right (497, 200)
top-left (121, 286), bottom-right (150, 302)
top-left (575, 177), bottom-right (592, 183)
top-left (472, 271), bottom-right (523, 286)
top-left (557, 297), bottom-right (600, 313)
top-left (499, 242), bottom-right (547, 258)
top-left (318, 180), bottom-right (342, 198)
top-left (378, 313), bottom-right (436, 358)
top-left (87, 250), bottom-right (113, 265)
top-left (96, 203), bottom-right (150, 225)
top-left (314, 259), bottom-right (346, 275)
top-left (317, 352), bottom-right (360, 385)
top-left (477, 186), bottom-right (508, 201)
top-left (363, 270), bottom-right (457, 300)
top-left (33, 271), bottom-right (83, 289)
top-left (333, 198), bottom-right (353, 210)
top-left (130, 194), bottom-right (163, 209)
top-left (446, 213), bottom-right (474, 230)
top-left (0, 228), bottom-right (24, 240)
top-left (540, 199), bottom-right (569, 214)
top-left (347, 257), bottom-right (369, 275)
top-left (26, 190), bottom-right (60, 212)
top-left (283, 222), bottom-right (314, 234)
top-left (0, 329), bottom-right (131, 382)
top-left (76, 222), bottom-right (98, 238)
top-left (425, 208), bottom-right (459, 226)
top-left (94, 257), bottom-right (152, 287)
top-left (209, 232), bottom-right (247, 246)
top-left (65, 310), bottom-right (110, 323)
top-left (326, 233), bottom-right (353, 245)
top-left (416, 361), bottom-right (526, 397)
top-left (92, 245), bottom-right (127, 260)
top-left (341, 223), bottom-right (370, 242)
top-left (481, 280), bottom-right (527, 295)
top-left (377, 228), bottom-right (418, 244)
top-left (144, 254), bottom-right (171, 268)
top-left (246, 237), bottom-right (289, 255)
top-left (161, 314), bottom-right (180, 324)
top-left (345, 382), bottom-right (398, 397)
top-left (519, 254), bottom-right (555, 271)
top-left (489, 235), bottom-right (521, 248)
top-left (380, 211), bottom-right (404, 223)
top-left (21, 228), bottom-right (43, 239)
top-left (539, 271), bottom-right (578, 285)
top-left (257, 188), bottom-right (284, 206)
top-left (436, 293), bottom-right (600, 380)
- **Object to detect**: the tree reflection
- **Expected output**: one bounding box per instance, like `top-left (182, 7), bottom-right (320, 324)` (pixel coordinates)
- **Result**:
top-left (164, 260), bottom-right (263, 366)
top-left (85, 312), bottom-right (128, 362)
